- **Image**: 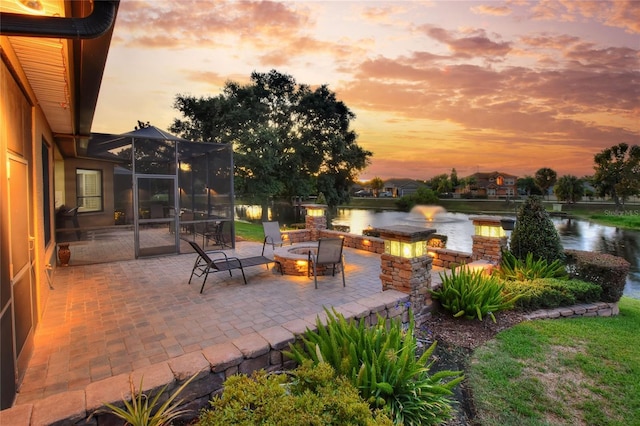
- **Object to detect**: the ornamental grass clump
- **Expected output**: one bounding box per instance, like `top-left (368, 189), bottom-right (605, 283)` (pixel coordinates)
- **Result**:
top-left (95, 372), bottom-right (198, 426)
top-left (285, 308), bottom-right (463, 426)
top-left (432, 266), bottom-right (521, 322)
top-left (496, 250), bottom-right (568, 281)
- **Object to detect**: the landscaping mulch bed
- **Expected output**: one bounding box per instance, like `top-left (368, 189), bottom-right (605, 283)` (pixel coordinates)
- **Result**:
top-left (416, 306), bottom-right (529, 426)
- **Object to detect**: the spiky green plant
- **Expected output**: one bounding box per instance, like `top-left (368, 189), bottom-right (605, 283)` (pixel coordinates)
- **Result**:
top-left (285, 308), bottom-right (463, 426)
top-left (96, 372), bottom-right (198, 426)
top-left (432, 266), bottom-right (520, 322)
top-left (496, 250), bottom-right (568, 281)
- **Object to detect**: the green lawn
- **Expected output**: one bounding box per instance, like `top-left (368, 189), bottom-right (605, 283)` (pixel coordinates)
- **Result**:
top-left (234, 221), bottom-right (265, 242)
top-left (469, 297), bottom-right (640, 425)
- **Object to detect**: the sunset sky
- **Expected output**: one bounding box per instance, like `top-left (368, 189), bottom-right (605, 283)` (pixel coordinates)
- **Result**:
top-left (92, 0), bottom-right (640, 181)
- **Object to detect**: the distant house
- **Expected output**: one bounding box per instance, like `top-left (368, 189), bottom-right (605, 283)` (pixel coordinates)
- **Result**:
top-left (383, 178), bottom-right (425, 197)
top-left (458, 171), bottom-right (518, 199)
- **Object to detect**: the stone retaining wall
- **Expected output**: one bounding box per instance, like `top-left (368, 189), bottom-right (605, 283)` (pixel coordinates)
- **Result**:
top-left (1, 291), bottom-right (410, 426)
top-left (281, 229), bottom-right (385, 254)
top-left (319, 230), bottom-right (385, 254)
top-left (525, 301), bottom-right (619, 320)
top-left (428, 247), bottom-right (473, 268)
top-left (282, 229), bottom-right (310, 244)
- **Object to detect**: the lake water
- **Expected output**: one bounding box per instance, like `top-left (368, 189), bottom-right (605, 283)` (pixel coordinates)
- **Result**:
top-left (331, 208), bottom-right (640, 299)
top-left (234, 205), bottom-right (640, 299)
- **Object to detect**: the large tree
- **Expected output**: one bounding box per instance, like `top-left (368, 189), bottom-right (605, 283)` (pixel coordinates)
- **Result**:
top-left (592, 143), bottom-right (640, 209)
top-left (534, 168), bottom-right (557, 199)
top-left (170, 70), bottom-right (371, 211)
top-left (428, 173), bottom-right (452, 195)
top-left (517, 176), bottom-right (543, 196)
top-left (369, 177), bottom-right (384, 196)
top-left (554, 175), bottom-right (583, 203)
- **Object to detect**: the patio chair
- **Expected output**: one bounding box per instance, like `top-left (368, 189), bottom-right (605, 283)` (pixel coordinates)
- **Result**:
top-left (262, 221), bottom-right (292, 255)
top-left (307, 238), bottom-right (346, 289)
top-left (208, 221), bottom-right (228, 248)
top-left (194, 221), bottom-right (228, 247)
top-left (187, 240), bottom-right (281, 293)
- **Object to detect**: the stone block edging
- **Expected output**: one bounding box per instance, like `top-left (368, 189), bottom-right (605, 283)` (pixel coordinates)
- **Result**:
top-left (1, 290), bottom-right (410, 426)
top-left (524, 301), bottom-right (619, 320)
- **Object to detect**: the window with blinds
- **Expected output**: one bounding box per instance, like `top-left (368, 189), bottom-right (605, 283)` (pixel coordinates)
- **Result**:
top-left (76, 169), bottom-right (103, 212)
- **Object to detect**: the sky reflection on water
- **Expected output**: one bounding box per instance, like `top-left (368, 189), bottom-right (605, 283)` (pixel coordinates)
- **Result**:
top-left (332, 208), bottom-right (640, 299)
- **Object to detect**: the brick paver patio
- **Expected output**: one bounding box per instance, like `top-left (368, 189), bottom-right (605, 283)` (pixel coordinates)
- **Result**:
top-left (15, 241), bottom-right (393, 405)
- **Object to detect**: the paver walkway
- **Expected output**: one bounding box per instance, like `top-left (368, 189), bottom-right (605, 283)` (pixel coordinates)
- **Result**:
top-left (16, 241), bottom-right (392, 404)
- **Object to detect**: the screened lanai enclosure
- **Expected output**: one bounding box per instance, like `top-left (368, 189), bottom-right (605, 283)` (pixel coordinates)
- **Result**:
top-left (54, 127), bottom-right (234, 264)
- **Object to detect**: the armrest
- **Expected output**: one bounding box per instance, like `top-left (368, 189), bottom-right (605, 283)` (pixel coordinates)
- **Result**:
top-left (205, 250), bottom-right (229, 261)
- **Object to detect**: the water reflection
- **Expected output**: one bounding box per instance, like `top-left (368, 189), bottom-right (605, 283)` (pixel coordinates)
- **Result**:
top-left (235, 206), bottom-right (639, 299)
top-left (332, 209), bottom-right (640, 299)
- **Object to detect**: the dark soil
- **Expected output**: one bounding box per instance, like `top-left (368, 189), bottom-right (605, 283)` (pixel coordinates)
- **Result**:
top-left (416, 306), bottom-right (528, 425)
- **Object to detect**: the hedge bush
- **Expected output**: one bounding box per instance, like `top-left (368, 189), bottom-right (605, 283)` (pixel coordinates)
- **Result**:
top-left (564, 249), bottom-right (630, 302)
top-left (509, 195), bottom-right (565, 263)
top-left (198, 362), bottom-right (393, 425)
top-left (503, 278), bottom-right (602, 310)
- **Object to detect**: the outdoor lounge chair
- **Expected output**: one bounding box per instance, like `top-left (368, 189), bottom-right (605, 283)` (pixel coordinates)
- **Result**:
top-left (187, 240), bottom-right (281, 293)
top-left (262, 221), bottom-right (292, 255)
top-left (307, 238), bottom-right (346, 289)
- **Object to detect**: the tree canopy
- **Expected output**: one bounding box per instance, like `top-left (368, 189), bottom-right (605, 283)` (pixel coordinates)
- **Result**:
top-left (534, 168), bottom-right (557, 199)
top-left (170, 70), bottom-right (371, 208)
top-left (592, 142), bottom-right (640, 209)
top-left (554, 175), bottom-right (583, 203)
top-left (517, 176), bottom-right (543, 196)
top-left (369, 177), bottom-right (384, 196)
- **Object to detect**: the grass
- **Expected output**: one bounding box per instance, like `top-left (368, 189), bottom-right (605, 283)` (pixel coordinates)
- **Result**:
top-left (469, 297), bottom-right (640, 425)
top-left (582, 213), bottom-right (640, 231)
top-left (234, 221), bottom-right (264, 242)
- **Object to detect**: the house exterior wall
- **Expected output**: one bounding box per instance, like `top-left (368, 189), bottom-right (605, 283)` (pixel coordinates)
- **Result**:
top-left (61, 158), bottom-right (117, 227)
top-left (1, 51), bottom-right (55, 409)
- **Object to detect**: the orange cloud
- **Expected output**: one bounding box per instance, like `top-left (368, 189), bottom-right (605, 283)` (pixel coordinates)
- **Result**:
top-left (470, 4), bottom-right (513, 16)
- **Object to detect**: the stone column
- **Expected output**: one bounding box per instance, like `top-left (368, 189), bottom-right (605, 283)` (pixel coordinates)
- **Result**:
top-left (303, 204), bottom-right (327, 241)
top-left (373, 225), bottom-right (436, 324)
top-left (470, 216), bottom-right (508, 264)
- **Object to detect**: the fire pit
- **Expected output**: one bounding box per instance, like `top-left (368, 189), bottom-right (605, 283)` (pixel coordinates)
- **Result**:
top-left (273, 243), bottom-right (342, 276)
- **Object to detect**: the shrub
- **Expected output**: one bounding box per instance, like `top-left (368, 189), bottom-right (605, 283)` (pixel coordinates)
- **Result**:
top-left (509, 195), bottom-right (565, 263)
top-left (198, 362), bottom-right (393, 425)
top-left (432, 266), bottom-right (521, 322)
top-left (496, 250), bottom-right (568, 281)
top-left (315, 192), bottom-right (327, 205)
top-left (565, 249), bottom-right (630, 302)
top-left (285, 308), bottom-right (463, 426)
top-left (503, 278), bottom-right (602, 310)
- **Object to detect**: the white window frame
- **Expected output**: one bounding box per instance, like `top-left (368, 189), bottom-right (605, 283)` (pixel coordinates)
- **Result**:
top-left (76, 168), bottom-right (103, 212)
